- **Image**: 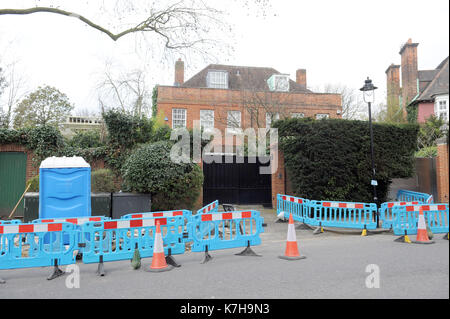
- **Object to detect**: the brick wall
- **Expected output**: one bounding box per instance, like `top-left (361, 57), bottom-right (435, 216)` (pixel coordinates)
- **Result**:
top-left (436, 138), bottom-right (449, 203)
top-left (0, 143), bottom-right (107, 182)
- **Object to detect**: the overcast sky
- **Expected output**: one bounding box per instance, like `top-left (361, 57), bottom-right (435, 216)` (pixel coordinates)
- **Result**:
top-left (0, 0), bottom-right (449, 116)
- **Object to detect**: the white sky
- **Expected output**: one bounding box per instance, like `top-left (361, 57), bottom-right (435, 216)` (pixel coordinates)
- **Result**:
top-left (0, 0), bottom-right (449, 115)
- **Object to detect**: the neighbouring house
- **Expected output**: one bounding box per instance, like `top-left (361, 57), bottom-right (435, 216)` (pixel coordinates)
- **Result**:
top-left (385, 38), bottom-right (449, 203)
top-left (385, 38), bottom-right (449, 123)
top-left (60, 115), bottom-right (104, 138)
top-left (156, 59), bottom-right (342, 207)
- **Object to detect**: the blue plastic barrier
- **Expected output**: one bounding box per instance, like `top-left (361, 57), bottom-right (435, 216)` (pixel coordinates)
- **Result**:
top-left (0, 222), bottom-right (78, 270)
top-left (188, 210), bottom-right (264, 254)
top-left (79, 216), bottom-right (186, 264)
top-left (197, 200), bottom-right (219, 214)
top-left (121, 210), bottom-right (193, 242)
top-left (396, 190), bottom-right (433, 204)
top-left (392, 204), bottom-right (449, 236)
top-left (0, 220), bottom-right (21, 225)
top-left (32, 216), bottom-right (110, 245)
top-left (277, 194), bottom-right (310, 223)
top-left (379, 201), bottom-right (421, 229)
top-left (309, 200), bottom-right (377, 230)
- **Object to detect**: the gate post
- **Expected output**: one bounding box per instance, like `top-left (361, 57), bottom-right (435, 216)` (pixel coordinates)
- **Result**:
top-left (436, 137), bottom-right (449, 203)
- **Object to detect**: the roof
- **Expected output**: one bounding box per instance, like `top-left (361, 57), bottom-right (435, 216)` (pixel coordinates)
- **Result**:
top-left (181, 64), bottom-right (313, 93)
top-left (40, 156), bottom-right (90, 169)
top-left (412, 57), bottom-right (449, 104)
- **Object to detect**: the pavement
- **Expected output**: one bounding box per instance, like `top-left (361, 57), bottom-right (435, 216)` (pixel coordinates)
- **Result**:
top-left (0, 206), bottom-right (448, 299)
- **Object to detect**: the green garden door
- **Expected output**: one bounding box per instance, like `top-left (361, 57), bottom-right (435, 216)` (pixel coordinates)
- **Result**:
top-left (0, 152), bottom-right (27, 218)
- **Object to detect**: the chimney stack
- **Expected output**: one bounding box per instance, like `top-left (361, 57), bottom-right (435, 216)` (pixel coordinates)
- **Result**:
top-left (174, 58), bottom-right (184, 86)
top-left (399, 38), bottom-right (419, 112)
top-left (385, 64), bottom-right (401, 115)
top-left (296, 69), bottom-right (307, 88)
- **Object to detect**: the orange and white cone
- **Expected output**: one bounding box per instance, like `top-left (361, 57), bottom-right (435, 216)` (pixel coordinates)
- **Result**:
top-left (279, 214), bottom-right (306, 260)
top-left (412, 207), bottom-right (434, 245)
top-left (146, 221), bottom-right (174, 272)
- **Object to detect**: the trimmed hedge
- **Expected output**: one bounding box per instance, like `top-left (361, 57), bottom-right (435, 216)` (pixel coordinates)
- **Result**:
top-left (91, 169), bottom-right (118, 193)
top-left (274, 118), bottom-right (419, 203)
top-left (122, 141), bottom-right (203, 211)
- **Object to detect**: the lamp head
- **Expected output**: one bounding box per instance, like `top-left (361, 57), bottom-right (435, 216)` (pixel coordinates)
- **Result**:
top-left (360, 77), bottom-right (378, 103)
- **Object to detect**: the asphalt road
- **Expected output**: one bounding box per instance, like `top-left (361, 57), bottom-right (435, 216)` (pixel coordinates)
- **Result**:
top-left (1, 208), bottom-right (448, 299)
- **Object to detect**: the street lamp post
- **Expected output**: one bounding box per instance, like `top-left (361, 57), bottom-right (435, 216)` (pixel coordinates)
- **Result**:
top-left (360, 77), bottom-right (379, 227)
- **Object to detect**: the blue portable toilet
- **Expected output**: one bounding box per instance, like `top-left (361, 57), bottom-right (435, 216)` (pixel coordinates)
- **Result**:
top-left (39, 156), bottom-right (91, 219)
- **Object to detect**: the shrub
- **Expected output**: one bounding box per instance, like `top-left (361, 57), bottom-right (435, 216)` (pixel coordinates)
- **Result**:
top-left (122, 141), bottom-right (203, 211)
top-left (274, 118), bottom-right (419, 203)
top-left (68, 130), bottom-right (104, 148)
top-left (91, 169), bottom-right (118, 193)
top-left (415, 146), bottom-right (437, 158)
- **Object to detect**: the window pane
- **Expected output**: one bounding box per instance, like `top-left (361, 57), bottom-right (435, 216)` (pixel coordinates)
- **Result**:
top-left (227, 111), bottom-right (241, 128)
top-left (207, 71), bottom-right (228, 89)
top-left (291, 113), bottom-right (305, 118)
top-left (172, 109), bottom-right (186, 128)
top-left (316, 113), bottom-right (329, 119)
top-left (200, 110), bottom-right (214, 129)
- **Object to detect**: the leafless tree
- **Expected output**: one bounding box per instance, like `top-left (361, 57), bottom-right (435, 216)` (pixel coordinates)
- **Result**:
top-left (0, 60), bottom-right (29, 128)
top-left (97, 65), bottom-right (152, 118)
top-left (0, 1), bottom-right (269, 62)
top-left (319, 83), bottom-right (366, 120)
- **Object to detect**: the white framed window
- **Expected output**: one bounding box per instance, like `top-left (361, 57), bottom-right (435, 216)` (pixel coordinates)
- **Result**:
top-left (315, 113), bottom-right (329, 120)
top-left (200, 110), bottom-right (214, 130)
top-left (266, 112), bottom-right (280, 128)
top-left (291, 112), bottom-right (305, 119)
top-left (207, 71), bottom-right (228, 89)
top-left (172, 108), bottom-right (186, 128)
top-left (267, 74), bottom-right (290, 92)
top-left (227, 110), bottom-right (241, 128)
top-left (435, 96), bottom-right (449, 122)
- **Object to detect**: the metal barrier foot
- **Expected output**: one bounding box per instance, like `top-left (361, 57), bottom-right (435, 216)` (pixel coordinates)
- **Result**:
top-left (313, 226), bottom-right (324, 235)
top-left (296, 223), bottom-right (310, 230)
top-left (444, 233), bottom-right (449, 240)
top-left (201, 246), bottom-right (213, 264)
top-left (97, 256), bottom-right (105, 276)
top-left (0, 277), bottom-right (5, 284)
top-left (47, 260), bottom-right (65, 281)
top-left (235, 242), bottom-right (261, 257)
top-left (394, 235), bottom-right (412, 243)
top-left (166, 254), bottom-right (181, 268)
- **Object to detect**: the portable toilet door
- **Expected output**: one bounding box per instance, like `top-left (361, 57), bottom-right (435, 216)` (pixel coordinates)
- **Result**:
top-left (39, 156), bottom-right (91, 219)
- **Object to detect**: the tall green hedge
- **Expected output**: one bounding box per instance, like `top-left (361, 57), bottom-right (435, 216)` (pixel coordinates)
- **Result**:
top-left (274, 118), bottom-right (419, 203)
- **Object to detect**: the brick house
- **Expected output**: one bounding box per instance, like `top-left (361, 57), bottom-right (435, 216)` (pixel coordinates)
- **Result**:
top-left (156, 60), bottom-right (342, 207)
top-left (386, 38), bottom-right (449, 123)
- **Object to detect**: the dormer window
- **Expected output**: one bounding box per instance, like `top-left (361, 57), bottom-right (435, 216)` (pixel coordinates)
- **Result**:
top-left (207, 70), bottom-right (228, 89)
top-left (267, 74), bottom-right (290, 92)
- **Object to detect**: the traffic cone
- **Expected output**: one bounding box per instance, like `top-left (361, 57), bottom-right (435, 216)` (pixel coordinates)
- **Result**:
top-left (145, 221), bottom-right (174, 272)
top-left (278, 214), bottom-right (306, 260)
top-left (412, 207), bottom-right (434, 245)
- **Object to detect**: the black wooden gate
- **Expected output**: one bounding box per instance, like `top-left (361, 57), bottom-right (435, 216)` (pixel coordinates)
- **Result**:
top-left (203, 155), bottom-right (272, 206)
